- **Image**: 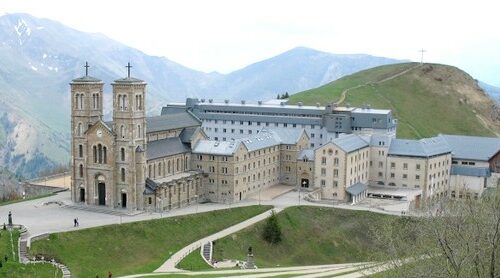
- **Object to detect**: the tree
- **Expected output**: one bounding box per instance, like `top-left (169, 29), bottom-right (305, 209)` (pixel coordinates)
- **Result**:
top-left (283, 92), bottom-right (289, 99)
top-left (277, 94), bottom-right (281, 99)
top-left (371, 188), bottom-right (500, 278)
top-left (262, 210), bottom-right (282, 244)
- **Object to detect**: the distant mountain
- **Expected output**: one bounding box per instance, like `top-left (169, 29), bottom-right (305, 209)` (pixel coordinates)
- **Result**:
top-left (0, 13), bottom-right (404, 178)
top-left (290, 63), bottom-right (500, 139)
top-left (479, 81), bottom-right (500, 102)
top-left (205, 47), bottom-right (404, 101)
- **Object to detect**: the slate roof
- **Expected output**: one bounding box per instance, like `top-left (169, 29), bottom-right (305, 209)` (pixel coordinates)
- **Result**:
top-left (388, 136), bottom-right (451, 157)
top-left (332, 134), bottom-right (369, 153)
top-left (439, 134), bottom-right (500, 161)
top-left (298, 149), bottom-right (315, 161)
top-left (179, 127), bottom-right (199, 144)
top-left (146, 137), bottom-right (191, 160)
top-left (192, 140), bottom-right (241, 155)
top-left (71, 76), bottom-right (102, 83)
top-left (144, 178), bottom-right (158, 194)
top-left (346, 182), bottom-right (368, 195)
top-left (450, 165), bottom-right (491, 177)
top-left (113, 77), bottom-right (145, 83)
top-left (146, 111), bottom-right (201, 133)
top-left (265, 128), bottom-right (308, 145)
top-left (366, 134), bottom-right (393, 147)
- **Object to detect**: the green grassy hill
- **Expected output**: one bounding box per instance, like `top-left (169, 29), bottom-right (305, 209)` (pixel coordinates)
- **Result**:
top-left (212, 206), bottom-right (394, 267)
top-left (289, 63), bottom-right (500, 138)
top-left (29, 205), bottom-right (271, 278)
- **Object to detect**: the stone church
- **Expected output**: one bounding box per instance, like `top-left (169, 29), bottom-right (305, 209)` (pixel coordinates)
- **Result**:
top-left (71, 64), bottom-right (205, 211)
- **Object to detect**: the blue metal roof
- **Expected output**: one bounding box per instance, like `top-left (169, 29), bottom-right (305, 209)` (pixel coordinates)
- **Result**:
top-left (332, 134), bottom-right (369, 153)
top-left (388, 136), bottom-right (451, 157)
top-left (346, 182), bottom-right (368, 195)
top-left (439, 134), bottom-right (500, 161)
top-left (450, 165), bottom-right (491, 177)
top-left (298, 149), bottom-right (315, 161)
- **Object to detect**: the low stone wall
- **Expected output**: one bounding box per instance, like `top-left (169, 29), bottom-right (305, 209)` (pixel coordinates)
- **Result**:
top-left (22, 183), bottom-right (67, 198)
top-left (28, 171), bottom-right (70, 184)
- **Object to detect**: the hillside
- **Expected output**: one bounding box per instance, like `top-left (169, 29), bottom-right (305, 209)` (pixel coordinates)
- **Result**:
top-left (290, 63), bottom-right (500, 138)
top-left (0, 13), bottom-right (403, 178)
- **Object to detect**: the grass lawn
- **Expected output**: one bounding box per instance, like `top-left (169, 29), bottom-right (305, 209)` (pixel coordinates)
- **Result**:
top-left (176, 247), bottom-right (212, 271)
top-left (0, 229), bottom-right (61, 278)
top-left (212, 206), bottom-right (395, 268)
top-left (0, 193), bottom-right (56, 206)
top-left (30, 205), bottom-right (272, 277)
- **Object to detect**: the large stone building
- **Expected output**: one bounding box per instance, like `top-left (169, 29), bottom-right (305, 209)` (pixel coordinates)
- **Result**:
top-left (71, 66), bottom-right (205, 211)
top-left (162, 98), bottom-right (397, 148)
top-left (71, 65), bottom-right (500, 212)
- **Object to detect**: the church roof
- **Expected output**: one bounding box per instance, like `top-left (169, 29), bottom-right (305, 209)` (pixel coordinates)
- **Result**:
top-left (113, 77), bottom-right (145, 83)
top-left (146, 137), bottom-right (191, 161)
top-left (144, 178), bottom-right (158, 194)
top-left (71, 75), bottom-right (102, 83)
top-left (147, 111), bottom-right (201, 133)
top-left (179, 127), bottom-right (199, 144)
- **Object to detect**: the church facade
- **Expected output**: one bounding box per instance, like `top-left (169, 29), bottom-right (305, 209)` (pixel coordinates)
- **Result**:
top-left (70, 65), bottom-right (205, 211)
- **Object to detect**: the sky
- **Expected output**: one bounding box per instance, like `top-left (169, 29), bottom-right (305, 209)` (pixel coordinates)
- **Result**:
top-left (1, 0), bottom-right (500, 86)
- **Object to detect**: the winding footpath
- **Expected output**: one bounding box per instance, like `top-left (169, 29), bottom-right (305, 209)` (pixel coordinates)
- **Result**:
top-left (154, 208), bottom-right (283, 272)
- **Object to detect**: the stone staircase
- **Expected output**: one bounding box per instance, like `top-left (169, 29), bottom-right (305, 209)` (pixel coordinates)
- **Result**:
top-left (64, 204), bottom-right (143, 216)
top-left (16, 226), bottom-right (72, 277)
top-left (201, 241), bottom-right (213, 265)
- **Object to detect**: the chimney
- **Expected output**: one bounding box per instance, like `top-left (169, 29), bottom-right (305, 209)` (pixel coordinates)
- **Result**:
top-left (241, 100), bottom-right (246, 105)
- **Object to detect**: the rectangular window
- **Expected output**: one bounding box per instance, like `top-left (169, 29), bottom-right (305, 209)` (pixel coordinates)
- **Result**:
top-left (390, 173), bottom-right (395, 178)
top-left (416, 164), bottom-right (421, 170)
top-left (321, 168), bottom-right (326, 176)
top-left (403, 163), bottom-right (408, 170)
top-left (390, 162), bottom-right (395, 169)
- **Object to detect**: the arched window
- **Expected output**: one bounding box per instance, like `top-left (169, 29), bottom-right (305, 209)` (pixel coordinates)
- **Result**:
top-left (121, 148), bottom-right (125, 161)
top-left (120, 125), bottom-right (125, 139)
top-left (121, 168), bottom-right (125, 182)
top-left (118, 95), bottom-right (123, 111)
top-left (162, 162), bottom-right (166, 177)
top-left (103, 146), bottom-right (107, 164)
top-left (148, 165), bottom-right (152, 178)
top-left (77, 123), bottom-right (83, 136)
top-left (176, 158), bottom-right (180, 171)
top-left (98, 144), bottom-right (103, 164)
top-left (78, 144), bottom-right (83, 158)
top-left (93, 145), bottom-right (97, 163)
top-left (75, 94), bottom-right (80, 109)
top-left (96, 93), bottom-right (99, 109)
top-left (79, 164), bottom-right (83, 178)
top-left (168, 161), bottom-right (171, 174)
top-left (79, 93), bottom-right (84, 109)
top-left (123, 95), bottom-right (127, 110)
top-left (137, 124), bottom-right (141, 138)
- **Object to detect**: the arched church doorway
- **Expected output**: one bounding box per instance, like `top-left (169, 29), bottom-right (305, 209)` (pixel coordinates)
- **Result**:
top-left (121, 193), bottom-right (127, 208)
top-left (79, 188), bottom-right (85, 202)
top-left (96, 174), bottom-right (106, 206)
top-left (301, 178), bottom-right (309, 188)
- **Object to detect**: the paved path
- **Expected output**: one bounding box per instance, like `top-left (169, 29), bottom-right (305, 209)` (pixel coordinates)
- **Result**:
top-left (120, 262), bottom-right (374, 278)
top-left (154, 208), bottom-right (283, 272)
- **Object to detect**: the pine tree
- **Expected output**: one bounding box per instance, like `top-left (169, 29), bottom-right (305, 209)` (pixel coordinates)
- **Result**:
top-left (277, 94), bottom-right (281, 99)
top-left (262, 210), bottom-right (282, 244)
